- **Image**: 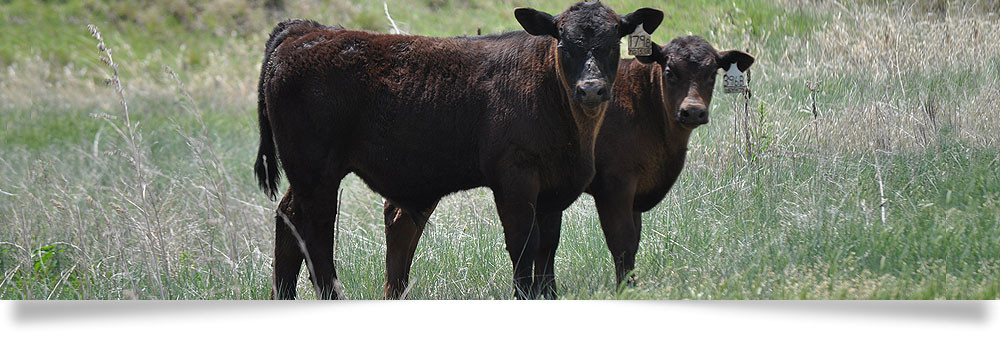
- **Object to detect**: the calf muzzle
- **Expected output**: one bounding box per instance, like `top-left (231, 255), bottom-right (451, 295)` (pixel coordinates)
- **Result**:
top-left (575, 79), bottom-right (609, 107)
top-left (678, 105), bottom-right (709, 126)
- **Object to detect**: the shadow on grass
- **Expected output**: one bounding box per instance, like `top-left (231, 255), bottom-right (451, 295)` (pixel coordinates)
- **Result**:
top-left (10, 300), bottom-right (991, 325)
top-left (683, 300), bottom-right (990, 324)
top-left (10, 301), bottom-right (312, 324)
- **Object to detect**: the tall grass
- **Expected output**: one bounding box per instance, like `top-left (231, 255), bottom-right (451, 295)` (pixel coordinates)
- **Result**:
top-left (0, 0), bottom-right (997, 299)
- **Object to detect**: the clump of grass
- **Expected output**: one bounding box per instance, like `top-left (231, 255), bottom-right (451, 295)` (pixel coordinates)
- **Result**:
top-left (87, 24), bottom-right (180, 299)
top-left (0, 24), bottom-right (275, 299)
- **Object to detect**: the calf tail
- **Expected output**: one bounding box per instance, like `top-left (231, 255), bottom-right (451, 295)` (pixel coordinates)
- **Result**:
top-left (254, 105), bottom-right (280, 200)
top-left (255, 19), bottom-right (329, 200)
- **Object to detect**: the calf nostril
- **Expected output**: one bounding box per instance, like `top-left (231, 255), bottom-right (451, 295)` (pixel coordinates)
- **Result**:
top-left (680, 107), bottom-right (709, 124)
top-left (575, 80), bottom-right (608, 104)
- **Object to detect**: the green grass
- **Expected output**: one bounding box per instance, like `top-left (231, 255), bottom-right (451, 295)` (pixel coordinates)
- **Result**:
top-left (1, 0), bottom-right (998, 299)
top-left (0, 0), bottom-right (821, 66)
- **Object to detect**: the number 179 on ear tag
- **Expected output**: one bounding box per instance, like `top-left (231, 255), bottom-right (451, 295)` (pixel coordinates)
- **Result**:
top-left (628, 24), bottom-right (651, 57)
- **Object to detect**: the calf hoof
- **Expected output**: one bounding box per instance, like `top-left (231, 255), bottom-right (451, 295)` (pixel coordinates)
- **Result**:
top-left (614, 274), bottom-right (639, 294)
top-left (536, 283), bottom-right (558, 300)
top-left (625, 274), bottom-right (639, 287)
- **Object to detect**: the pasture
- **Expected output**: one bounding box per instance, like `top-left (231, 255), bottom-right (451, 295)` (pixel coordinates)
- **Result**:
top-left (1, 0), bottom-right (998, 299)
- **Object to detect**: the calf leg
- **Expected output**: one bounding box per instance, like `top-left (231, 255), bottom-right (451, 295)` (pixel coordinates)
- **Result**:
top-left (493, 173), bottom-right (541, 299)
top-left (383, 200), bottom-right (438, 299)
top-left (533, 210), bottom-right (563, 299)
top-left (277, 178), bottom-right (345, 300)
top-left (628, 212), bottom-right (643, 286)
top-left (272, 190), bottom-right (304, 300)
top-left (594, 179), bottom-right (639, 289)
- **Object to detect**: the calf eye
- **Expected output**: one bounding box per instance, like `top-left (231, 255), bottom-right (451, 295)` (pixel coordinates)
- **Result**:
top-left (664, 68), bottom-right (678, 83)
top-left (558, 46), bottom-right (572, 57)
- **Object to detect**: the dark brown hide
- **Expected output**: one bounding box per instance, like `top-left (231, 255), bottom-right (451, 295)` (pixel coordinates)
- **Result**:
top-left (256, 2), bottom-right (663, 299)
top-left (383, 36), bottom-right (754, 297)
top-left (588, 36), bottom-right (755, 286)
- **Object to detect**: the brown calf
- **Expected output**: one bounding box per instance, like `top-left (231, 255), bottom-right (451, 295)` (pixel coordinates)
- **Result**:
top-left (586, 36), bottom-right (754, 286)
top-left (384, 36), bottom-right (754, 298)
top-left (255, 2), bottom-right (663, 299)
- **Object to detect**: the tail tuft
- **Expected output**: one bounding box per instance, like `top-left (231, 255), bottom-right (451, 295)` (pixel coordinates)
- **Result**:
top-left (254, 147), bottom-right (280, 200)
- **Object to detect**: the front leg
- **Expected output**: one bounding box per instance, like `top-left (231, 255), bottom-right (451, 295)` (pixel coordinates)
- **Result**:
top-left (533, 210), bottom-right (563, 299)
top-left (629, 212), bottom-right (643, 286)
top-left (593, 177), bottom-right (640, 288)
top-left (492, 171), bottom-right (541, 300)
top-left (383, 200), bottom-right (438, 299)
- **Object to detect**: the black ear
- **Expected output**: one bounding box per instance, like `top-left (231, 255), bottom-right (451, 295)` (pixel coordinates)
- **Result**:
top-left (718, 50), bottom-right (755, 72)
top-left (515, 7), bottom-right (559, 38)
top-left (619, 8), bottom-right (664, 37)
top-left (636, 42), bottom-right (666, 65)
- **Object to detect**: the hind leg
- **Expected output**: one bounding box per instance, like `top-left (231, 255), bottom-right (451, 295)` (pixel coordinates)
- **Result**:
top-left (273, 189), bottom-right (304, 300)
top-left (383, 200), bottom-right (438, 299)
top-left (291, 180), bottom-right (345, 300)
top-left (273, 166), bottom-right (346, 300)
top-left (266, 81), bottom-right (352, 298)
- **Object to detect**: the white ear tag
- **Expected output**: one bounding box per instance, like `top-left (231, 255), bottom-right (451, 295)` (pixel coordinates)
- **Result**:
top-left (628, 24), bottom-right (651, 57)
top-left (723, 63), bottom-right (746, 94)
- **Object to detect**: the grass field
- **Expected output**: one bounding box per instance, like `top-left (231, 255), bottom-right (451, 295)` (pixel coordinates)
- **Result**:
top-left (1, 0), bottom-right (998, 300)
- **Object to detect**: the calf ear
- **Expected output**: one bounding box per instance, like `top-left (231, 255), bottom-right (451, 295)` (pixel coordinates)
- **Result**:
top-left (619, 8), bottom-right (664, 37)
top-left (718, 50), bottom-right (755, 72)
top-left (636, 42), bottom-right (666, 65)
top-left (515, 8), bottom-right (559, 38)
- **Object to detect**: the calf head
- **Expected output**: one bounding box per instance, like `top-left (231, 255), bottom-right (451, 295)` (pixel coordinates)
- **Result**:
top-left (516, 2), bottom-right (663, 114)
top-left (637, 36), bottom-right (755, 129)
